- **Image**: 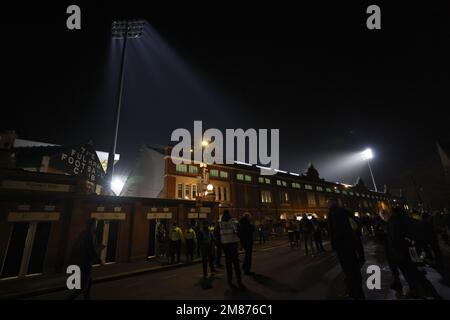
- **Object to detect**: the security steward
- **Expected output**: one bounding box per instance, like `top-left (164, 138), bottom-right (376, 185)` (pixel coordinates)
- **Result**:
top-left (184, 224), bottom-right (197, 263)
top-left (215, 210), bottom-right (245, 290)
top-left (169, 222), bottom-right (183, 264)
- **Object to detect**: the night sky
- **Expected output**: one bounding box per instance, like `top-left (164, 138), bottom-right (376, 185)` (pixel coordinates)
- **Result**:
top-left (1, 2), bottom-right (450, 200)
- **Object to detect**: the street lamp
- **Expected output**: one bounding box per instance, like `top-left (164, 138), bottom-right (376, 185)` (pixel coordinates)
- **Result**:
top-left (106, 19), bottom-right (145, 190)
top-left (360, 148), bottom-right (378, 192)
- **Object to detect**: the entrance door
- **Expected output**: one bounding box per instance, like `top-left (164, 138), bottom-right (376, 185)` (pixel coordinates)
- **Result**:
top-left (1, 222), bottom-right (51, 279)
top-left (96, 220), bottom-right (119, 264)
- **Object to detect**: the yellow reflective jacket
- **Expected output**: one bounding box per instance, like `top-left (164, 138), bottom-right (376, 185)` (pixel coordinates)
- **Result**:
top-left (170, 227), bottom-right (183, 241)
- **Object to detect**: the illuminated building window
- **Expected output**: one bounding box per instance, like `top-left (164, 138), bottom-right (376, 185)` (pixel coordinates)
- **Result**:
top-left (177, 183), bottom-right (183, 198)
top-left (319, 194), bottom-right (326, 207)
top-left (188, 165), bottom-right (198, 174)
top-left (245, 175), bottom-right (252, 182)
top-left (237, 174), bottom-right (244, 181)
top-left (192, 184), bottom-right (197, 199)
top-left (280, 191), bottom-right (289, 203)
top-left (224, 187), bottom-right (228, 201)
top-left (276, 180), bottom-right (282, 186)
top-left (342, 190), bottom-right (348, 195)
top-left (265, 178), bottom-right (271, 184)
top-left (356, 193), bottom-right (360, 197)
top-left (334, 189), bottom-right (341, 194)
top-left (282, 181), bottom-right (287, 187)
top-left (316, 186), bottom-right (324, 192)
top-left (326, 188), bottom-right (332, 192)
top-left (220, 171), bottom-right (228, 178)
top-left (349, 192), bottom-right (354, 196)
top-left (305, 185), bottom-right (313, 190)
top-left (292, 182), bottom-right (301, 189)
top-left (261, 190), bottom-right (272, 203)
top-left (210, 169), bottom-right (219, 177)
top-left (258, 177), bottom-right (265, 183)
top-left (307, 192), bottom-right (316, 207)
top-left (176, 164), bottom-right (187, 173)
top-left (185, 184), bottom-right (191, 199)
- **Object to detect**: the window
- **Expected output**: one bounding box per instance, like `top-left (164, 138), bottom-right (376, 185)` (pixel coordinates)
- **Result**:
top-left (188, 165), bottom-right (198, 174)
top-left (292, 182), bottom-right (301, 189)
top-left (220, 171), bottom-right (228, 178)
top-left (265, 178), bottom-right (271, 184)
top-left (282, 181), bottom-right (287, 187)
top-left (177, 183), bottom-right (183, 198)
top-left (276, 180), bottom-right (282, 186)
top-left (316, 186), bottom-right (324, 192)
top-left (258, 177), bottom-right (265, 183)
top-left (349, 192), bottom-right (354, 196)
top-left (280, 191), bottom-right (289, 203)
top-left (326, 188), bottom-right (332, 193)
top-left (224, 187), bottom-right (228, 201)
top-left (342, 190), bottom-right (348, 195)
top-left (356, 193), bottom-right (360, 197)
top-left (244, 175), bottom-right (252, 182)
top-left (210, 169), bottom-right (219, 177)
top-left (192, 184), bottom-right (197, 199)
top-left (261, 190), bottom-right (272, 203)
top-left (307, 192), bottom-right (316, 207)
top-left (176, 164), bottom-right (187, 173)
top-left (319, 194), bottom-right (326, 207)
top-left (237, 173), bottom-right (244, 181)
top-left (185, 184), bottom-right (191, 199)
top-left (305, 185), bottom-right (313, 190)
top-left (334, 189), bottom-right (341, 194)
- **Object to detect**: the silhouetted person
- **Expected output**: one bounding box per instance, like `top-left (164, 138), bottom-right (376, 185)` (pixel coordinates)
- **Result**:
top-left (68, 218), bottom-right (103, 300)
top-left (258, 225), bottom-right (266, 244)
top-left (378, 210), bottom-right (402, 292)
top-left (215, 210), bottom-right (244, 289)
top-left (197, 220), bottom-right (216, 279)
top-left (386, 207), bottom-right (441, 299)
top-left (294, 220), bottom-right (300, 247)
top-left (287, 222), bottom-right (296, 249)
top-left (311, 216), bottom-right (325, 252)
top-left (328, 199), bottom-right (366, 300)
top-left (169, 222), bottom-right (183, 264)
top-left (239, 212), bottom-right (255, 275)
top-left (300, 214), bottom-right (314, 255)
top-left (213, 222), bottom-right (223, 268)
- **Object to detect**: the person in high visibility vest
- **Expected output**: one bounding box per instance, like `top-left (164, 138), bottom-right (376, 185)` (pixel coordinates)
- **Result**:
top-left (169, 222), bottom-right (183, 264)
top-left (184, 224), bottom-right (197, 263)
top-left (215, 210), bottom-right (245, 290)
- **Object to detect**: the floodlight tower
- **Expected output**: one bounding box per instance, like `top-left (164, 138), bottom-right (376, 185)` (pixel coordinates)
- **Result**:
top-left (361, 148), bottom-right (378, 192)
top-left (106, 19), bottom-right (145, 189)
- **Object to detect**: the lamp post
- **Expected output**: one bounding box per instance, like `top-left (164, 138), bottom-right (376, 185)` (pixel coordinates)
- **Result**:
top-left (361, 148), bottom-right (378, 192)
top-left (106, 19), bottom-right (145, 190)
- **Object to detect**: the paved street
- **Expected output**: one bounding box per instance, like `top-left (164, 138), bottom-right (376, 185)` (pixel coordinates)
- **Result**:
top-left (26, 238), bottom-right (450, 300)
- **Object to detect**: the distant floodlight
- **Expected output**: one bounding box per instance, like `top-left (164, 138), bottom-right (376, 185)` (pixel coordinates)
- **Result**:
top-left (112, 19), bottom-right (145, 39)
top-left (206, 184), bottom-right (214, 191)
top-left (111, 177), bottom-right (125, 195)
top-left (361, 148), bottom-right (373, 160)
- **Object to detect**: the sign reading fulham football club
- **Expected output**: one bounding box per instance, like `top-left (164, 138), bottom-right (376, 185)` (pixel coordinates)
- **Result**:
top-left (49, 142), bottom-right (105, 184)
